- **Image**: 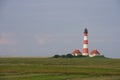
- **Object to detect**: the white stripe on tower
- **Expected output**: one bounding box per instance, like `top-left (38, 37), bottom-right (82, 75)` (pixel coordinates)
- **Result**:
top-left (82, 28), bottom-right (89, 56)
top-left (84, 36), bottom-right (87, 40)
top-left (83, 44), bottom-right (88, 48)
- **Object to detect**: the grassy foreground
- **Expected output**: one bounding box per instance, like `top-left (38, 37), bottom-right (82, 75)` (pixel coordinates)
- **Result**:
top-left (0, 57), bottom-right (120, 80)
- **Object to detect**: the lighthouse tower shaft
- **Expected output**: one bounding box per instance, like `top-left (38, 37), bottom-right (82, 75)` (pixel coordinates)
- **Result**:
top-left (82, 28), bottom-right (89, 56)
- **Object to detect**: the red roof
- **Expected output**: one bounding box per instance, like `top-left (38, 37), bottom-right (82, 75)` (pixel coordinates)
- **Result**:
top-left (72, 49), bottom-right (82, 55)
top-left (90, 49), bottom-right (100, 55)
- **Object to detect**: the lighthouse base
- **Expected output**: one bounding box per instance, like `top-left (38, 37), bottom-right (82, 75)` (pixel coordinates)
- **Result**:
top-left (82, 53), bottom-right (89, 56)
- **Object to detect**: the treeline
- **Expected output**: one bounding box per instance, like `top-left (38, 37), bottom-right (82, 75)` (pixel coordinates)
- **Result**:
top-left (53, 54), bottom-right (86, 58)
top-left (53, 54), bottom-right (105, 58)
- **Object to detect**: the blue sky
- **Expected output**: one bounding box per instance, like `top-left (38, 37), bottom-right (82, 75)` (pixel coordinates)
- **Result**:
top-left (0, 0), bottom-right (120, 58)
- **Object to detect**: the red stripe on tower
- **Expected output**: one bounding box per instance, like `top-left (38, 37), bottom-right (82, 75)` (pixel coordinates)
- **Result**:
top-left (82, 28), bottom-right (89, 56)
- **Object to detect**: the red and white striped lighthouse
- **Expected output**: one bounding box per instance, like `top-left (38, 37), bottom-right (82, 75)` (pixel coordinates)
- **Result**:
top-left (82, 28), bottom-right (89, 56)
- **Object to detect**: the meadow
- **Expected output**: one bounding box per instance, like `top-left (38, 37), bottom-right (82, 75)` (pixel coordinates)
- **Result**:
top-left (0, 57), bottom-right (120, 80)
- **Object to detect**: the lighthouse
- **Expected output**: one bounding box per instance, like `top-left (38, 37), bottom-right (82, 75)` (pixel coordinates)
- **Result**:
top-left (82, 28), bottom-right (89, 56)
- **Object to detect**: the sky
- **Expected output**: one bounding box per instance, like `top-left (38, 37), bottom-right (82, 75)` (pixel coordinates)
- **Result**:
top-left (0, 0), bottom-right (120, 58)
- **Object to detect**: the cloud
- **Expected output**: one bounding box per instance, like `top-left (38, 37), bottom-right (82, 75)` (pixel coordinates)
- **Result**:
top-left (0, 32), bottom-right (16, 45)
top-left (37, 37), bottom-right (46, 44)
top-left (35, 34), bottom-right (54, 45)
top-left (35, 35), bottom-right (47, 45)
top-left (0, 48), bottom-right (16, 53)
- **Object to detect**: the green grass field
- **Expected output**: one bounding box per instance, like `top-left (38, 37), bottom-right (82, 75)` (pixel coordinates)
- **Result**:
top-left (0, 57), bottom-right (120, 80)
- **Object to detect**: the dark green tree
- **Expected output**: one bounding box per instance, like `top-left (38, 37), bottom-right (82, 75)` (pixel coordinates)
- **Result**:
top-left (53, 55), bottom-right (60, 58)
top-left (66, 54), bottom-right (73, 58)
top-left (61, 55), bottom-right (66, 58)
